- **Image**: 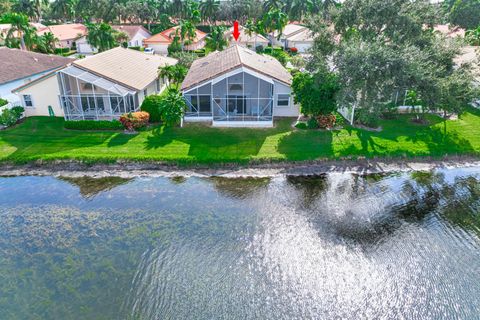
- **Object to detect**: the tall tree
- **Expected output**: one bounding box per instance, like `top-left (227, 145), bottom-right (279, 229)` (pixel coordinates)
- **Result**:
top-left (32, 0), bottom-right (49, 22)
top-left (51, 0), bottom-right (77, 22)
top-left (4, 12), bottom-right (31, 50)
top-left (86, 22), bottom-right (118, 52)
top-left (205, 25), bottom-right (228, 51)
top-left (449, 0), bottom-right (480, 30)
top-left (199, 0), bottom-right (220, 23)
top-left (262, 8), bottom-right (288, 40)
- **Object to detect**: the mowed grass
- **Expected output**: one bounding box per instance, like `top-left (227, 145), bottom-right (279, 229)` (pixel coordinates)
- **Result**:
top-left (1, 109), bottom-right (480, 165)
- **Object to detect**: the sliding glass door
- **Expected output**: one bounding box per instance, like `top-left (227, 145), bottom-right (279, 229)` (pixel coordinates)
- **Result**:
top-left (227, 95), bottom-right (246, 114)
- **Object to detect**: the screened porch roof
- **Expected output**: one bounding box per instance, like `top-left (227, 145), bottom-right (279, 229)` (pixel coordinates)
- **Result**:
top-left (60, 65), bottom-right (136, 96)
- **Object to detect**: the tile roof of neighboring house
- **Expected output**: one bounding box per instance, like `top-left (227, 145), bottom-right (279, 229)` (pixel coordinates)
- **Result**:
top-left (111, 25), bottom-right (151, 40)
top-left (181, 44), bottom-right (292, 91)
top-left (275, 23), bottom-right (307, 38)
top-left (72, 47), bottom-right (177, 90)
top-left (37, 23), bottom-right (87, 41)
top-left (145, 26), bottom-right (208, 44)
top-left (0, 47), bottom-right (73, 84)
top-left (286, 27), bottom-right (314, 42)
top-left (433, 24), bottom-right (466, 38)
top-left (224, 25), bottom-right (269, 44)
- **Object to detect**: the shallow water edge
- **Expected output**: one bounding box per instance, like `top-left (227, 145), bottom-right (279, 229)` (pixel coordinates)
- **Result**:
top-left (1, 156), bottom-right (480, 178)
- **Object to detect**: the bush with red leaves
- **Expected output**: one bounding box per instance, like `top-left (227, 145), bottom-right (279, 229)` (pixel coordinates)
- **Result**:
top-left (119, 111), bottom-right (150, 131)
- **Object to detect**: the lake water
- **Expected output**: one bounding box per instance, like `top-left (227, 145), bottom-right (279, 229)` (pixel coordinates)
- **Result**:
top-left (1, 169), bottom-right (480, 319)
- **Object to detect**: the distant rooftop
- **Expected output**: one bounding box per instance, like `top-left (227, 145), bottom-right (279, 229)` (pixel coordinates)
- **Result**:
top-left (37, 23), bottom-right (87, 41)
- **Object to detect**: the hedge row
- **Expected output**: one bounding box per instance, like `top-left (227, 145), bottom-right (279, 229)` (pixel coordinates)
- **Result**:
top-left (64, 120), bottom-right (124, 130)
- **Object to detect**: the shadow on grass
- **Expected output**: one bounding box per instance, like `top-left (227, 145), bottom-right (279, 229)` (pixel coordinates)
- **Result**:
top-left (0, 117), bottom-right (116, 162)
top-left (107, 133), bottom-right (138, 147)
top-left (277, 129), bottom-right (334, 160)
top-left (144, 121), bottom-right (293, 161)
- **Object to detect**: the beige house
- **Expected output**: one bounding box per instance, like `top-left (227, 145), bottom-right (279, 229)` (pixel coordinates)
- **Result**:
top-left (37, 24), bottom-right (88, 50)
top-left (14, 47), bottom-right (177, 120)
top-left (144, 26), bottom-right (207, 55)
top-left (224, 25), bottom-right (269, 49)
top-left (271, 23), bottom-right (314, 53)
top-left (182, 44), bottom-right (298, 127)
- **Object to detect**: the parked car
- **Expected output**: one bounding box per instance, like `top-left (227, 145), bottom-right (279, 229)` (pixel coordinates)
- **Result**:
top-left (144, 47), bottom-right (155, 55)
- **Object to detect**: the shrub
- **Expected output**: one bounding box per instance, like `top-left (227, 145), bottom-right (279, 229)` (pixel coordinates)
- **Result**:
top-left (354, 109), bottom-right (380, 128)
top-left (129, 46), bottom-right (141, 51)
top-left (264, 47), bottom-right (273, 54)
top-left (289, 47), bottom-right (298, 54)
top-left (295, 122), bottom-right (307, 129)
top-left (333, 111), bottom-right (346, 127)
top-left (0, 108), bottom-right (18, 127)
top-left (167, 36), bottom-right (182, 55)
top-left (169, 51), bottom-right (197, 68)
top-left (316, 114), bottom-right (336, 129)
top-left (255, 45), bottom-right (264, 53)
top-left (158, 89), bottom-right (187, 126)
top-left (307, 117), bottom-right (319, 129)
top-left (0, 98), bottom-right (7, 107)
top-left (10, 106), bottom-right (24, 118)
top-left (64, 120), bottom-right (123, 130)
top-left (119, 111), bottom-right (150, 131)
top-left (54, 47), bottom-right (70, 54)
top-left (140, 95), bottom-right (163, 122)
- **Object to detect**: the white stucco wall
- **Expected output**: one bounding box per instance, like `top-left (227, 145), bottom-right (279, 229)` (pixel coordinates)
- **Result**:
top-left (129, 29), bottom-right (151, 47)
top-left (137, 78), bottom-right (167, 106)
top-left (15, 73), bottom-right (64, 117)
top-left (76, 36), bottom-right (97, 54)
top-left (145, 43), bottom-right (169, 55)
top-left (273, 81), bottom-right (298, 117)
top-left (0, 70), bottom-right (58, 105)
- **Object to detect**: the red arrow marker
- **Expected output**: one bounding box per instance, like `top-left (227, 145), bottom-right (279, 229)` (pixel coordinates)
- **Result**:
top-left (233, 21), bottom-right (240, 41)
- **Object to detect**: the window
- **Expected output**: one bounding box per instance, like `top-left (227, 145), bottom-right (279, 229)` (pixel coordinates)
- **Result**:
top-left (229, 84), bottom-right (242, 91)
top-left (144, 89), bottom-right (148, 97)
top-left (23, 95), bottom-right (33, 107)
top-left (156, 79), bottom-right (161, 92)
top-left (277, 94), bottom-right (290, 107)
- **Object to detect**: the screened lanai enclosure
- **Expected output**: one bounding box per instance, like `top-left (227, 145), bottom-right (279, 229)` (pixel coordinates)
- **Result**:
top-left (183, 71), bottom-right (274, 124)
top-left (58, 66), bottom-right (139, 120)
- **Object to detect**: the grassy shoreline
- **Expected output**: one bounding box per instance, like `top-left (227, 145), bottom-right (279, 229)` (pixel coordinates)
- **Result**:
top-left (1, 110), bottom-right (480, 166)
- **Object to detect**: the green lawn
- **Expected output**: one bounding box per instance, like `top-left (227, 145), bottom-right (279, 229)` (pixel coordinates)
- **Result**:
top-left (1, 110), bottom-right (480, 165)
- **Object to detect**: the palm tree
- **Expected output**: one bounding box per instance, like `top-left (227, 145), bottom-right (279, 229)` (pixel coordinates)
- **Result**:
top-left (176, 20), bottom-right (196, 50)
top-left (36, 31), bottom-right (58, 53)
top-left (86, 22), bottom-right (118, 52)
top-left (263, 0), bottom-right (285, 12)
top-left (199, 0), bottom-right (220, 24)
top-left (51, 0), bottom-right (77, 22)
top-left (262, 9), bottom-right (288, 41)
top-left (12, 0), bottom-right (37, 20)
top-left (287, 0), bottom-right (313, 21)
top-left (206, 25), bottom-right (228, 51)
top-left (158, 64), bottom-right (188, 86)
top-left (32, 0), bottom-right (49, 22)
top-left (5, 13), bottom-right (31, 50)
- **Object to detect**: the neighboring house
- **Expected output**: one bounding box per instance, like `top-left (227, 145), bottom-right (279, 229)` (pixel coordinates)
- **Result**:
top-left (0, 22), bottom-right (45, 40)
top-left (37, 23), bottom-right (96, 54)
top-left (181, 44), bottom-right (298, 127)
top-left (224, 25), bottom-right (269, 49)
top-left (13, 47), bottom-right (177, 120)
top-left (433, 24), bottom-right (466, 38)
top-left (112, 25), bottom-right (152, 47)
top-left (271, 23), bottom-right (314, 53)
top-left (144, 26), bottom-right (207, 55)
top-left (0, 47), bottom-right (72, 106)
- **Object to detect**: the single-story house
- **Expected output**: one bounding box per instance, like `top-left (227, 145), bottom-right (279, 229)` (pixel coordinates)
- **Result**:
top-left (271, 23), bottom-right (314, 53)
top-left (0, 47), bottom-right (72, 105)
top-left (112, 25), bottom-right (152, 47)
top-left (13, 47), bottom-right (177, 119)
top-left (181, 44), bottom-right (298, 127)
top-left (144, 26), bottom-right (207, 55)
top-left (37, 23), bottom-right (96, 54)
top-left (224, 25), bottom-right (269, 49)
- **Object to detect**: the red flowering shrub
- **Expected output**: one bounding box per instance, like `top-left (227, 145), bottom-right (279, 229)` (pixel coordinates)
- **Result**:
top-left (119, 111), bottom-right (150, 131)
top-left (316, 114), bottom-right (336, 129)
top-left (289, 47), bottom-right (298, 54)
